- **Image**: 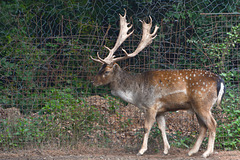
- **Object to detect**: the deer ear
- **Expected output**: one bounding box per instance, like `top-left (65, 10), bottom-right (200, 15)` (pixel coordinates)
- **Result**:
top-left (112, 63), bottom-right (120, 71)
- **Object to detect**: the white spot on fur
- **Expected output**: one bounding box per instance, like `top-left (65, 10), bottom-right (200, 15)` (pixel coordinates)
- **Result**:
top-left (166, 89), bottom-right (187, 96)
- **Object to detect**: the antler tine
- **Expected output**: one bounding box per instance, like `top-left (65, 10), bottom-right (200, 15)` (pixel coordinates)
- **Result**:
top-left (112, 16), bottom-right (159, 63)
top-left (149, 16), bottom-right (159, 39)
top-left (90, 52), bottom-right (105, 64)
top-left (104, 45), bottom-right (111, 52)
top-left (122, 8), bottom-right (127, 18)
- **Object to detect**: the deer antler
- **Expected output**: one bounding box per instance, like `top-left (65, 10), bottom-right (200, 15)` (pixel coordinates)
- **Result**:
top-left (91, 9), bottom-right (159, 64)
top-left (114, 16), bottom-right (159, 62)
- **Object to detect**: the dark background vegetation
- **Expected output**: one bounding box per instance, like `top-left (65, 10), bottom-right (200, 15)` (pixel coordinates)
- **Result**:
top-left (0, 0), bottom-right (239, 152)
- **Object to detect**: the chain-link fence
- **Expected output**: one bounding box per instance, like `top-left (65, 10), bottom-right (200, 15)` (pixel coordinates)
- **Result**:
top-left (0, 0), bottom-right (239, 152)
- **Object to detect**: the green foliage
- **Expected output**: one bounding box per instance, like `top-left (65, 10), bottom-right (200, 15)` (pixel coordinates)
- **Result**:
top-left (212, 26), bottom-right (240, 150)
top-left (104, 94), bottom-right (121, 114)
top-left (216, 88), bottom-right (240, 150)
top-left (171, 135), bottom-right (192, 149)
top-left (0, 88), bottom-right (104, 149)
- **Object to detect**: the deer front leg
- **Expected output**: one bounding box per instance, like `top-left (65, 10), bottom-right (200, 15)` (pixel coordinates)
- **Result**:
top-left (137, 107), bottom-right (157, 156)
top-left (156, 113), bottom-right (170, 154)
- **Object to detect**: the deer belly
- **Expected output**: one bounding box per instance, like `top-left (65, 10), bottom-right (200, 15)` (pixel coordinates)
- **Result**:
top-left (158, 90), bottom-right (190, 110)
top-left (111, 89), bottom-right (155, 108)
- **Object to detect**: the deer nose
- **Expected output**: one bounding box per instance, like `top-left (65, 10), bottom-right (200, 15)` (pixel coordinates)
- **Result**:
top-left (91, 77), bottom-right (95, 84)
top-left (91, 80), bottom-right (98, 87)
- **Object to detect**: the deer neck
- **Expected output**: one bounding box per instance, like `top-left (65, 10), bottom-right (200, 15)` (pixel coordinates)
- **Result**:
top-left (110, 67), bottom-right (140, 104)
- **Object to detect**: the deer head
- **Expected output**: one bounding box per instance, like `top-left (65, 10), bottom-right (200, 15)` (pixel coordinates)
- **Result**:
top-left (91, 9), bottom-right (159, 86)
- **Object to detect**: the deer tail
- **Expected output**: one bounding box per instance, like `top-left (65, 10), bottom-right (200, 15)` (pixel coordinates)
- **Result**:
top-left (216, 79), bottom-right (225, 110)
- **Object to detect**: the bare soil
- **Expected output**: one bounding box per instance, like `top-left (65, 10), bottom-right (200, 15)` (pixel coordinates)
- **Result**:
top-left (0, 146), bottom-right (239, 160)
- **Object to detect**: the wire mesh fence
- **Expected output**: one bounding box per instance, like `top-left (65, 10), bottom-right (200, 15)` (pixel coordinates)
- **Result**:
top-left (0, 0), bottom-right (239, 151)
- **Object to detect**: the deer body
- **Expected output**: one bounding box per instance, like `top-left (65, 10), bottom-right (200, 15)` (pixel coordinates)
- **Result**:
top-left (98, 64), bottom-right (221, 112)
top-left (91, 10), bottom-right (225, 158)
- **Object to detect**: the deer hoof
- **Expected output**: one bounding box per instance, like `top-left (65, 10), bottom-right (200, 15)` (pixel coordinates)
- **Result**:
top-left (136, 152), bottom-right (143, 156)
top-left (163, 149), bottom-right (168, 155)
top-left (202, 152), bottom-right (210, 158)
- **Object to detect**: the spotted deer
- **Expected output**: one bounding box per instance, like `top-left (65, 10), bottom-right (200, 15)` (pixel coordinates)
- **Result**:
top-left (91, 9), bottom-right (225, 158)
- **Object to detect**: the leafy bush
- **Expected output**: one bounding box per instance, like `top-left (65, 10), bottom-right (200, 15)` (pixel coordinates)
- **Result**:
top-left (0, 88), bottom-right (104, 149)
top-left (214, 24), bottom-right (240, 150)
top-left (216, 87), bottom-right (240, 150)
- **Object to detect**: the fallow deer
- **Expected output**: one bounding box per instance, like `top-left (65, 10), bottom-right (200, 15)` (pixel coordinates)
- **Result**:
top-left (90, 9), bottom-right (225, 158)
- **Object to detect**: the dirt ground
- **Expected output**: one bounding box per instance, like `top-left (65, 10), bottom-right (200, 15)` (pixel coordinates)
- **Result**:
top-left (0, 146), bottom-right (239, 160)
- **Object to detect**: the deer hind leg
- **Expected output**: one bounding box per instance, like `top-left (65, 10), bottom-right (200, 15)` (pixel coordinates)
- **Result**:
top-left (188, 114), bottom-right (207, 156)
top-left (192, 109), bottom-right (217, 158)
top-left (137, 107), bottom-right (157, 156)
top-left (156, 113), bottom-right (170, 154)
top-left (203, 113), bottom-right (217, 158)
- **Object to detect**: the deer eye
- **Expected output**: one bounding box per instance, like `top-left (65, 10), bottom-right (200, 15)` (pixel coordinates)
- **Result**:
top-left (104, 71), bottom-right (110, 75)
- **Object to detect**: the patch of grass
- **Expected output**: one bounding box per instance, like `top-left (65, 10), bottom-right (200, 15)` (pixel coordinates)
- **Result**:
top-left (0, 88), bottom-right (105, 149)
